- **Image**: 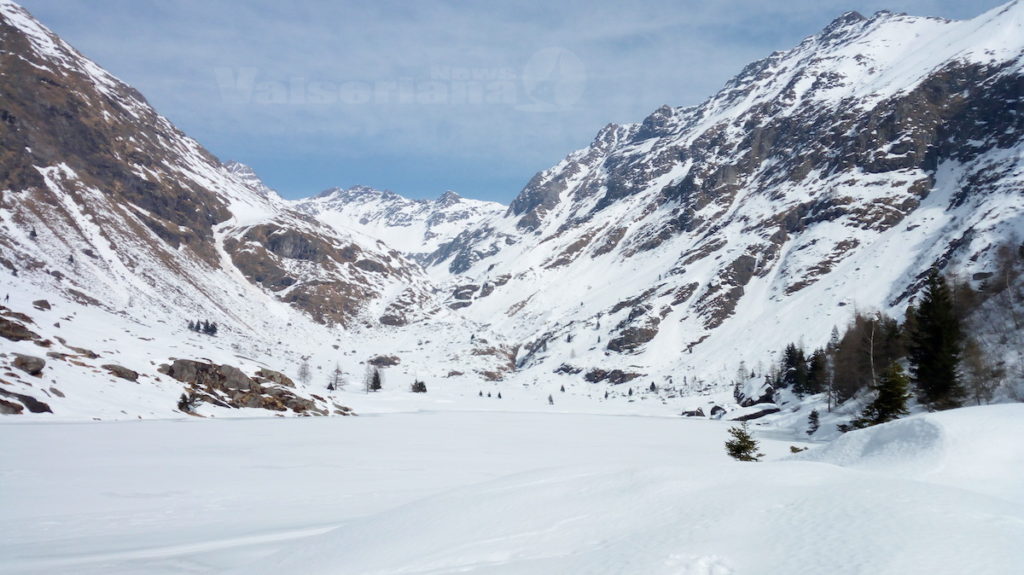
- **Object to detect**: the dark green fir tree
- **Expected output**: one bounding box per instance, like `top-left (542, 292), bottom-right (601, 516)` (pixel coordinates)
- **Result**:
top-left (725, 422), bottom-right (763, 462)
top-left (907, 270), bottom-right (965, 410)
top-left (849, 362), bottom-right (911, 429)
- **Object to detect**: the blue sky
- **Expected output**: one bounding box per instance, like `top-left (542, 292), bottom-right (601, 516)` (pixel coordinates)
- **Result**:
top-left (18, 0), bottom-right (1006, 203)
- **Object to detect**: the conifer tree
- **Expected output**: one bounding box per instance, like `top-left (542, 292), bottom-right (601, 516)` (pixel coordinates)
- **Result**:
top-left (849, 362), bottom-right (911, 429)
top-left (725, 422), bottom-right (763, 462)
top-left (804, 349), bottom-right (828, 395)
top-left (369, 368), bottom-right (382, 392)
top-left (908, 270), bottom-right (965, 410)
top-left (781, 343), bottom-right (807, 391)
top-left (807, 409), bottom-right (820, 436)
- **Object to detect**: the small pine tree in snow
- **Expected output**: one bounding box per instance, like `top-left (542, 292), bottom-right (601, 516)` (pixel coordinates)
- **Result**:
top-left (807, 409), bottom-right (820, 436)
top-left (848, 362), bottom-right (911, 430)
top-left (649, 382), bottom-right (657, 393)
top-left (367, 368), bottom-right (382, 392)
top-left (548, 394), bottom-right (554, 405)
top-left (725, 422), bottom-right (763, 462)
top-left (410, 380), bottom-right (427, 393)
top-left (560, 384), bottom-right (565, 392)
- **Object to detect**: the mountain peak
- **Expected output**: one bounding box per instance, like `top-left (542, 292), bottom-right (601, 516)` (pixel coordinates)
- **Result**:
top-left (822, 10), bottom-right (867, 33)
top-left (436, 190), bottom-right (462, 206)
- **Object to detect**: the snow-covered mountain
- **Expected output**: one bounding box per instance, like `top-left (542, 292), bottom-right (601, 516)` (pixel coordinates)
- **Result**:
top-left (294, 186), bottom-right (504, 271)
top-left (0, 0), bottom-right (511, 418)
top-left (353, 2), bottom-right (1022, 390)
top-left (1, 0), bottom-right (1022, 419)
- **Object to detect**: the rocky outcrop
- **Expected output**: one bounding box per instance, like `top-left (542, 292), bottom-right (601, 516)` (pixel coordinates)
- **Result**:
top-left (0, 387), bottom-right (52, 413)
top-left (0, 316), bottom-right (38, 342)
top-left (729, 405), bottom-right (782, 422)
top-left (102, 364), bottom-right (138, 382)
top-left (584, 368), bottom-right (642, 385)
top-left (159, 359), bottom-right (336, 416)
top-left (12, 354), bottom-right (44, 376)
top-left (736, 379), bottom-right (776, 408)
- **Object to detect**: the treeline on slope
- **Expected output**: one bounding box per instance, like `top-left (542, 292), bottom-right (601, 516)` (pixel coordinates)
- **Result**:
top-left (747, 240), bottom-right (1022, 432)
top-left (187, 319), bottom-right (219, 336)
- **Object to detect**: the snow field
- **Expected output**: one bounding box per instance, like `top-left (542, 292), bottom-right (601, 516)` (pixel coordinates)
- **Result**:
top-left (2, 405), bottom-right (1022, 574)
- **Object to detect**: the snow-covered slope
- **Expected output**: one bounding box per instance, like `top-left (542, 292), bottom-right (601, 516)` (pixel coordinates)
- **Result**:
top-left (294, 186), bottom-right (505, 270)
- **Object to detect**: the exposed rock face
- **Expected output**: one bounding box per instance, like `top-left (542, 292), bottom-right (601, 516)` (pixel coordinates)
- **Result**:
top-left (0, 316), bottom-right (38, 342)
top-left (584, 369), bottom-right (642, 385)
top-left (253, 368), bottom-right (295, 388)
top-left (736, 379), bottom-right (776, 408)
top-left (222, 221), bottom-right (422, 326)
top-left (12, 354), bottom-right (44, 376)
top-left (159, 359), bottom-right (332, 415)
top-left (102, 364), bottom-right (138, 382)
top-left (729, 405), bottom-right (782, 422)
top-left (368, 355), bottom-right (401, 367)
top-left (0, 387), bottom-right (52, 413)
top-left (0, 2), bottom-right (436, 334)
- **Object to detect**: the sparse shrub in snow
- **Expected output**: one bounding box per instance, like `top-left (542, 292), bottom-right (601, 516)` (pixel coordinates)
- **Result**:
top-left (327, 363), bottom-right (344, 391)
top-left (725, 422), bottom-right (762, 462)
top-left (177, 391), bottom-right (200, 413)
top-left (410, 380), bottom-right (427, 393)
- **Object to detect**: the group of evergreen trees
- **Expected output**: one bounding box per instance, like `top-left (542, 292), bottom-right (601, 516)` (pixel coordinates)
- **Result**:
top-left (773, 269), bottom-right (995, 432)
top-left (187, 319), bottom-right (218, 336)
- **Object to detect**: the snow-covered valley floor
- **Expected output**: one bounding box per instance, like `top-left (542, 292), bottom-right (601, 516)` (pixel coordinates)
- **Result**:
top-left (2, 406), bottom-right (1023, 575)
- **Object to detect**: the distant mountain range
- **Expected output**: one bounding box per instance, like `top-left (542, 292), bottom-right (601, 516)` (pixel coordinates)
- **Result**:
top-left (1, 0), bottom-right (1021, 417)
